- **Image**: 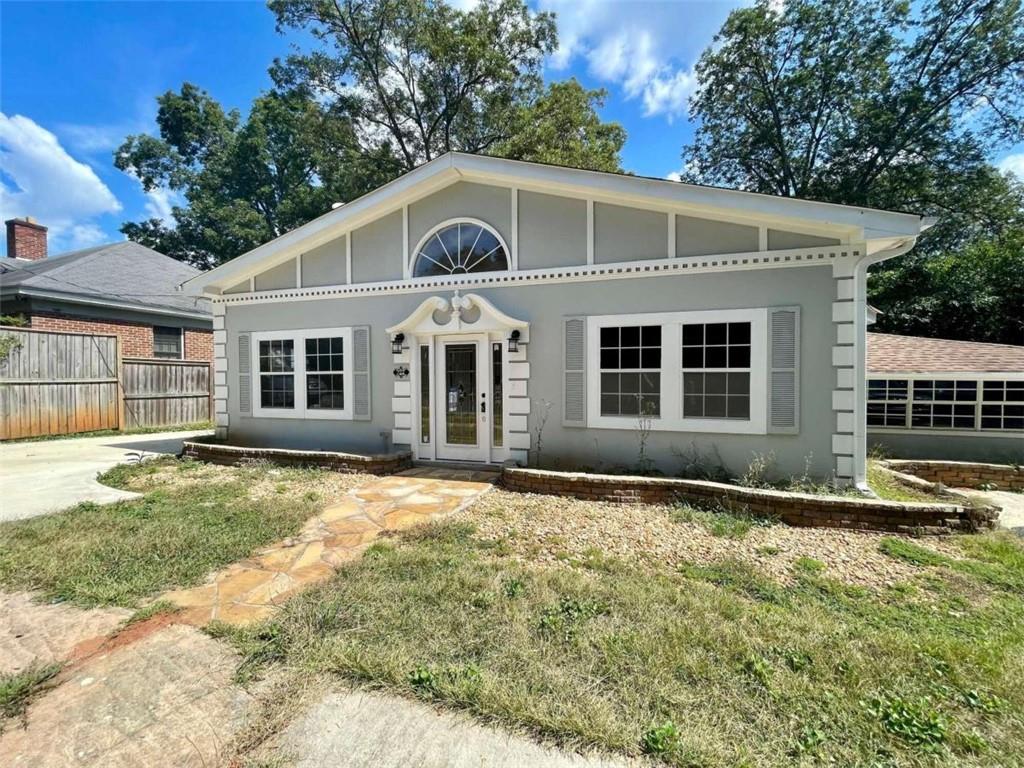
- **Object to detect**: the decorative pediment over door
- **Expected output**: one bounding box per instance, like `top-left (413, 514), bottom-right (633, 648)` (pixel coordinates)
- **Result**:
top-left (386, 291), bottom-right (530, 340)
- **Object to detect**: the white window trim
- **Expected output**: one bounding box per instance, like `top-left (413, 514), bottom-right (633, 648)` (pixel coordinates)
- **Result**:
top-left (251, 327), bottom-right (354, 420)
top-left (585, 308), bottom-right (768, 434)
top-left (409, 217), bottom-right (512, 278)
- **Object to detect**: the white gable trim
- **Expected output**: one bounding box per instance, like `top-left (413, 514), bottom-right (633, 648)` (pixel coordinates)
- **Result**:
top-left (185, 152), bottom-right (928, 295)
top-left (212, 242), bottom-right (871, 308)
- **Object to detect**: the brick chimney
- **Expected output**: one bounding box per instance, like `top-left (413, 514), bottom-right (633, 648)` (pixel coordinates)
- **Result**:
top-left (5, 217), bottom-right (48, 261)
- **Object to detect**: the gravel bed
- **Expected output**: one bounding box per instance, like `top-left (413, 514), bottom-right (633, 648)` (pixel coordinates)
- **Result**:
top-left (456, 489), bottom-right (965, 590)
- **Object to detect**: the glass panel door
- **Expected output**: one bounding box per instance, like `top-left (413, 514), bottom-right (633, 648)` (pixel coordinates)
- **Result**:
top-left (445, 343), bottom-right (477, 445)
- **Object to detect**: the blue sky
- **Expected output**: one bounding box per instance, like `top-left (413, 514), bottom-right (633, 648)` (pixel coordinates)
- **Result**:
top-left (2, 0), bottom-right (1021, 254)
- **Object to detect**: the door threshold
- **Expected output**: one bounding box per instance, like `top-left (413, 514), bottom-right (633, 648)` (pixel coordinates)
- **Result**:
top-left (413, 459), bottom-right (502, 472)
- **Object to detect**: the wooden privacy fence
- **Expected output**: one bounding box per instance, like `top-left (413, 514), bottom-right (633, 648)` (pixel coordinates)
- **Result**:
top-left (0, 326), bottom-right (211, 440)
top-left (122, 357), bottom-right (211, 429)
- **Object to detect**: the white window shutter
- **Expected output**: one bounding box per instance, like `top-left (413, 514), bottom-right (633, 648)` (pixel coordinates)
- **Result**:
top-left (238, 333), bottom-right (252, 415)
top-left (353, 326), bottom-right (371, 421)
top-left (563, 316), bottom-right (586, 426)
top-left (768, 307), bottom-right (800, 434)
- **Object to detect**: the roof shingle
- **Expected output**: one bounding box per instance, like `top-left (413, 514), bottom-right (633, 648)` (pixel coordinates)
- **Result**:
top-left (868, 333), bottom-right (1024, 374)
top-left (0, 241), bottom-right (209, 317)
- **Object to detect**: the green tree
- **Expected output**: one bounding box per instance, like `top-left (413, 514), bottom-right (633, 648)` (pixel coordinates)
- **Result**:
top-left (494, 79), bottom-right (625, 172)
top-left (116, 84), bottom-right (392, 268)
top-left (268, 0), bottom-right (558, 170)
top-left (682, 0), bottom-right (1024, 343)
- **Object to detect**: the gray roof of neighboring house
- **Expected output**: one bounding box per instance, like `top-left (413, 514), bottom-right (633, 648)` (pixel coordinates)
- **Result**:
top-left (0, 241), bottom-right (210, 319)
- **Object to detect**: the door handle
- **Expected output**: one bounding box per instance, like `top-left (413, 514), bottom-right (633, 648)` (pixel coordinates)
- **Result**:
top-left (480, 401), bottom-right (486, 413)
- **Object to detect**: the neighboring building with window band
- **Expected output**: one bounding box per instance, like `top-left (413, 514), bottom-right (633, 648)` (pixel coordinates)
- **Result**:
top-left (867, 333), bottom-right (1024, 463)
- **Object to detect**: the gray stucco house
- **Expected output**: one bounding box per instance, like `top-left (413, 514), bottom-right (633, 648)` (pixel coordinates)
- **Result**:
top-left (185, 153), bottom-right (932, 486)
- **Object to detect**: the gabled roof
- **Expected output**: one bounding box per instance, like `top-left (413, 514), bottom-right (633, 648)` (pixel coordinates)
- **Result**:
top-left (185, 152), bottom-right (933, 294)
top-left (868, 333), bottom-right (1024, 374)
top-left (0, 241), bottom-right (210, 320)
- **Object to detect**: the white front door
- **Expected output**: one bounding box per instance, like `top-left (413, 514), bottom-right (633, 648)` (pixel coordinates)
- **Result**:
top-left (435, 335), bottom-right (489, 462)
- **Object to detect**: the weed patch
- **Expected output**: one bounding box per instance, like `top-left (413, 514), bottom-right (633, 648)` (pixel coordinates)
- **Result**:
top-left (0, 663), bottom-right (61, 724)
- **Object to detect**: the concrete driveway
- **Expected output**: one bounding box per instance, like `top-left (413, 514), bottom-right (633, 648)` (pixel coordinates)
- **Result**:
top-left (0, 429), bottom-right (212, 522)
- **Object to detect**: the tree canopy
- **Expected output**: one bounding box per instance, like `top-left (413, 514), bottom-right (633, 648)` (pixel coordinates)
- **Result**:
top-left (683, 0), bottom-right (1024, 344)
top-left (116, 0), bottom-right (625, 267)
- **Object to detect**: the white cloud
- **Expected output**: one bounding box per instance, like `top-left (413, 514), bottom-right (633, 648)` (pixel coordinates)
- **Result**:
top-left (142, 186), bottom-right (182, 227)
top-left (0, 113), bottom-right (122, 252)
top-left (643, 69), bottom-right (698, 121)
top-left (997, 152), bottom-right (1024, 180)
top-left (540, 0), bottom-right (738, 120)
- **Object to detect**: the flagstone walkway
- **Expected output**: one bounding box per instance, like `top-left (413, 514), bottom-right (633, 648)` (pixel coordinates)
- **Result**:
top-left (164, 469), bottom-right (497, 626)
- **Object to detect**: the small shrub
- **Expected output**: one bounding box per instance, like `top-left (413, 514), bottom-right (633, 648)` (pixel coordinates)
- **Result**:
top-left (641, 721), bottom-right (680, 756)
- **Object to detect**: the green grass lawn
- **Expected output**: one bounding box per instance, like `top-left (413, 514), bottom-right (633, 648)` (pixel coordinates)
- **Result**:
top-left (867, 460), bottom-right (952, 503)
top-left (219, 521), bottom-right (1024, 767)
top-left (0, 458), bottom-right (355, 607)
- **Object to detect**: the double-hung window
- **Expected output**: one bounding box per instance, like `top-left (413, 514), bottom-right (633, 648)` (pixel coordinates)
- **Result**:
top-left (586, 308), bottom-right (767, 434)
top-left (251, 327), bottom-right (353, 420)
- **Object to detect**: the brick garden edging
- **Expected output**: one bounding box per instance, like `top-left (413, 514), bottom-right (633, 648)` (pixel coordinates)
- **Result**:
top-left (879, 460), bottom-right (1023, 492)
top-left (501, 467), bottom-right (998, 535)
top-left (181, 440), bottom-right (412, 476)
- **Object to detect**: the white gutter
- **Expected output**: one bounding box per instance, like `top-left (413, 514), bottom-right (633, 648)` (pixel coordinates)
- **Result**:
top-left (8, 287), bottom-right (211, 322)
top-left (852, 237), bottom-right (918, 490)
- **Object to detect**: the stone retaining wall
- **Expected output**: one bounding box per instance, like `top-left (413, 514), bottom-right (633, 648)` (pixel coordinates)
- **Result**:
top-left (501, 468), bottom-right (997, 535)
top-left (181, 441), bottom-right (412, 476)
top-left (880, 460), bottom-right (1023, 491)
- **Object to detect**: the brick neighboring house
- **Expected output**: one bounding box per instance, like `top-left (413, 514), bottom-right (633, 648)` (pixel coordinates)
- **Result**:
top-left (1, 217), bottom-right (212, 360)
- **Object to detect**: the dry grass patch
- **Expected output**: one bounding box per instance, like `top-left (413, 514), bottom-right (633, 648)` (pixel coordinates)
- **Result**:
top-left (458, 489), bottom-right (961, 589)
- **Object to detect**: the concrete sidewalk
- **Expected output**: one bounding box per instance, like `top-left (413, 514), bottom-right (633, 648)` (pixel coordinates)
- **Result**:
top-left (0, 429), bottom-right (212, 522)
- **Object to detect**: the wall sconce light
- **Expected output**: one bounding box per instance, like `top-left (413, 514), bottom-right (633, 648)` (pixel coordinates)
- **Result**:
top-left (508, 329), bottom-right (521, 353)
top-left (391, 333), bottom-right (406, 355)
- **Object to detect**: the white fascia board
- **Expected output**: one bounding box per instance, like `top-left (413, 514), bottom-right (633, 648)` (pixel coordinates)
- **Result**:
top-left (451, 153), bottom-right (926, 240)
top-left (185, 155), bottom-right (460, 294)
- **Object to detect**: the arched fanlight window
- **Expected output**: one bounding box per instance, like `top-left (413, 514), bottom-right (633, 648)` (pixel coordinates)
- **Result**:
top-left (412, 220), bottom-right (509, 278)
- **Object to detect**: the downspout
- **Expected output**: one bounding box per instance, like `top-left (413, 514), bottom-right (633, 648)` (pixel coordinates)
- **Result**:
top-left (851, 236), bottom-right (920, 491)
